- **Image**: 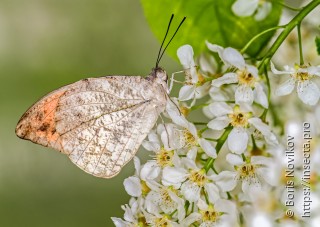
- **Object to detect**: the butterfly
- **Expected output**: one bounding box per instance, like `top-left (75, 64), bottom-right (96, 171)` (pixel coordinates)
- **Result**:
top-left (15, 15), bottom-right (186, 178)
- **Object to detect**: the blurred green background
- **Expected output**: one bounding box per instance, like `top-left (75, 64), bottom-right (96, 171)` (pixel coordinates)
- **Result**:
top-left (0, 0), bottom-right (179, 226)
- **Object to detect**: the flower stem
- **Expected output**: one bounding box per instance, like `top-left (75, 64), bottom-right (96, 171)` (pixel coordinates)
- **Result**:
top-left (204, 138), bottom-right (218, 142)
top-left (204, 126), bottom-right (232, 172)
top-left (193, 122), bottom-right (208, 125)
top-left (258, 0), bottom-right (320, 74)
top-left (297, 22), bottom-right (304, 65)
top-left (260, 64), bottom-right (271, 120)
top-left (241, 26), bottom-right (284, 54)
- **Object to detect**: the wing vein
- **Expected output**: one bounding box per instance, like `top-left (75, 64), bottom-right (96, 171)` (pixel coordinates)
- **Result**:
top-left (109, 103), bottom-right (150, 174)
top-left (95, 105), bottom-right (149, 176)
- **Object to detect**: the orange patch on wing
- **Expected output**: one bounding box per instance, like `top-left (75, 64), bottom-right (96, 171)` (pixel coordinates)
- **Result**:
top-left (16, 91), bottom-right (66, 150)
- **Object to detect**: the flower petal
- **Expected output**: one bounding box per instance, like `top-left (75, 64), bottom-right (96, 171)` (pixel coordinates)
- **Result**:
top-left (297, 81), bottom-right (320, 105)
top-left (181, 181), bottom-right (201, 202)
top-left (235, 85), bottom-right (254, 105)
top-left (187, 146), bottom-right (198, 160)
top-left (180, 213), bottom-right (201, 226)
top-left (133, 156), bottom-right (141, 175)
top-left (177, 44), bottom-right (195, 68)
top-left (249, 118), bottom-right (278, 144)
top-left (123, 204), bottom-right (135, 223)
top-left (213, 171), bottom-right (238, 192)
top-left (208, 102), bottom-right (233, 117)
top-left (254, 83), bottom-right (268, 108)
top-left (248, 117), bottom-right (271, 136)
top-left (140, 161), bottom-right (160, 180)
top-left (307, 66), bottom-right (320, 76)
top-left (166, 100), bottom-right (189, 128)
top-left (204, 183), bottom-right (220, 203)
top-left (251, 214), bottom-right (273, 227)
top-left (123, 176), bottom-right (142, 197)
top-left (270, 62), bottom-right (294, 74)
top-left (228, 127), bottom-right (249, 154)
top-left (206, 41), bottom-right (223, 57)
top-left (111, 217), bottom-right (128, 227)
top-left (199, 54), bottom-right (217, 74)
top-left (226, 153), bottom-right (244, 166)
top-left (212, 72), bottom-right (238, 87)
top-left (209, 86), bottom-right (229, 101)
top-left (148, 131), bottom-right (159, 143)
top-left (195, 82), bottom-right (210, 99)
top-left (162, 167), bottom-right (188, 187)
top-left (197, 198), bottom-right (208, 210)
top-left (265, 132), bottom-right (279, 146)
top-left (215, 199), bottom-right (237, 214)
top-left (207, 116), bottom-right (230, 130)
top-left (242, 178), bottom-right (261, 194)
top-left (199, 138), bottom-right (217, 158)
top-left (142, 141), bottom-right (160, 152)
top-left (275, 78), bottom-right (295, 96)
top-left (232, 0), bottom-right (258, 17)
top-left (168, 190), bottom-right (186, 222)
top-left (222, 47), bottom-right (246, 69)
top-left (145, 191), bottom-right (161, 214)
top-left (255, 2), bottom-right (272, 21)
top-left (161, 124), bottom-right (184, 150)
top-left (179, 85), bottom-right (195, 101)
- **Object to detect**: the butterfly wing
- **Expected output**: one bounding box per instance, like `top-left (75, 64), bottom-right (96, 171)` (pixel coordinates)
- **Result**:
top-left (16, 76), bottom-right (166, 178)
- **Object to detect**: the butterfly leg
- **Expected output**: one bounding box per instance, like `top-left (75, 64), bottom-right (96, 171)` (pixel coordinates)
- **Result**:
top-left (169, 70), bottom-right (184, 93)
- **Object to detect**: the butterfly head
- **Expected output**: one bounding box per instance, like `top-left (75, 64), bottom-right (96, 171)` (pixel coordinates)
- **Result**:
top-left (149, 67), bottom-right (169, 93)
top-left (153, 67), bottom-right (168, 82)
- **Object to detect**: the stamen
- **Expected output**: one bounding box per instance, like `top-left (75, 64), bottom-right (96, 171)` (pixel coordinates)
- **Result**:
top-left (189, 169), bottom-right (207, 187)
top-left (237, 68), bottom-right (256, 87)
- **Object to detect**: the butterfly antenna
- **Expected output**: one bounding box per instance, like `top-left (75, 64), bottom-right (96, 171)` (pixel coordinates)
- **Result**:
top-left (156, 16), bottom-right (186, 67)
top-left (156, 14), bottom-right (174, 68)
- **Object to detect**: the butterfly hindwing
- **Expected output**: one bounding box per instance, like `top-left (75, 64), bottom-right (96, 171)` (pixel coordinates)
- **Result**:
top-left (16, 75), bottom-right (167, 178)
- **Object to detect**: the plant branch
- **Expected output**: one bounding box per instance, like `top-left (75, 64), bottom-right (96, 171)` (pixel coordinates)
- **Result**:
top-left (258, 0), bottom-right (320, 74)
top-left (204, 126), bottom-right (232, 172)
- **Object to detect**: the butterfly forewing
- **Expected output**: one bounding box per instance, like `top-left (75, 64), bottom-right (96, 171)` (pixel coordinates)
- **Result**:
top-left (16, 75), bottom-right (167, 178)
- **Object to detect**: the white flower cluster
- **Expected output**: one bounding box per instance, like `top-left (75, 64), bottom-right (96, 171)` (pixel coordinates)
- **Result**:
top-left (112, 43), bottom-right (320, 226)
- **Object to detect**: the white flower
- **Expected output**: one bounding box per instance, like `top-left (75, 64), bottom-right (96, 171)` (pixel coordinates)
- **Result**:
top-left (144, 212), bottom-right (176, 227)
top-left (142, 125), bottom-right (182, 172)
top-left (207, 102), bottom-right (277, 154)
top-left (162, 158), bottom-right (220, 203)
top-left (111, 199), bottom-right (141, 227)
top-left (166, 100), bottom-right (217, 158)
top-left (197, 198), bottom-right (238, 227)
top-left (123, 157), bottom-right (158, 197)
top-left (232, 0), bottom-right (272, 21)
top-left (144, 210), bottom-right (200, 227)
top-left (206, 42), bottom-right (268, 108)
top-left (213, 153), bottom-right (275, 194)
top-left (144, 123), bottom-right (186, 151)
top-left (145, 180), bottom-right (185, 222)
top-left (177, 45), bottom-right (210, 103)
top-left (271, 62), bottom-right (320, 105)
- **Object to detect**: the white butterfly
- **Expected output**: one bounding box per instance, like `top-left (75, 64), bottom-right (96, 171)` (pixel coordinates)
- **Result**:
top-left (15, 15), bottom-right (186, 178)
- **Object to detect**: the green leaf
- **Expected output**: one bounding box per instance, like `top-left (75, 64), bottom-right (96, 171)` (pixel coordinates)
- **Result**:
top-left (316, 36), bottom-right (320, 55)
top-left (141, 0), bottom-right (282, 60)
